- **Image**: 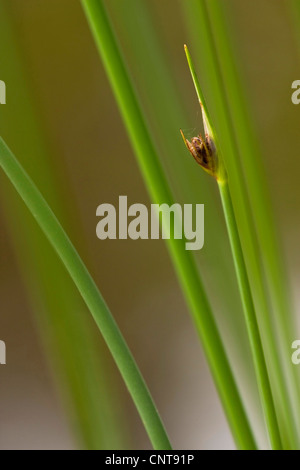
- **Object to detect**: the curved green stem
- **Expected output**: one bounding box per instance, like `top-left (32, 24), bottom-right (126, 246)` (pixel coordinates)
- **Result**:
top-left (0, 137), bottom-right (171, 451)
top-left (0, 1), bottom-right (128, 448)
top-left (219, 181), bottom-right (282, 450)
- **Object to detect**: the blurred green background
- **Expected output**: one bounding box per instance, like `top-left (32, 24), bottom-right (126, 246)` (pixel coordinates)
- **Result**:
top-left (0, 0), bottom-right (299, 449)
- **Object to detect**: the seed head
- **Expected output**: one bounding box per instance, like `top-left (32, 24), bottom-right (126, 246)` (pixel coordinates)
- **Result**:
top-left (180, 129), bottom-right (217, 179)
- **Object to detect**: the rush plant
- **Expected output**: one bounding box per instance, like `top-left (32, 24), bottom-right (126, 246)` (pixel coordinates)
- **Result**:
top-left (0, 0), bottom-right (297, 451)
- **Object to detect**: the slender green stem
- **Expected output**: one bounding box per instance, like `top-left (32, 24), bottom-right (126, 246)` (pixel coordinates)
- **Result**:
top-left (183, 1), bottom-right (298, 448)
top-left (106, 3), bottom-right (250, 362)
top-left (203, 0), bottom-right (300, 447)
top-left (204, 0), bottom-right (293, 339)
top-left (0, 137), bottom-right (171, 451)
top-left (184, 44), bottom-right (281, 449)
top-left (81, 0), bottom-right (256, 449)
top-left (218, 181), bottom-right (282, 450)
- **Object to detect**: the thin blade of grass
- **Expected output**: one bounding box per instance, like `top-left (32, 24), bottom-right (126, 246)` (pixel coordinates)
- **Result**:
top-left (0, 137), bottom-right (172, 451)
top-left (218, 182), bottom-right (282, 449)
top-left (81, 0), bottom-right (256, 449)
top-left (106, 1), bottom-right (262, 421)
top-left (0, 2), bottom-right (126, 450)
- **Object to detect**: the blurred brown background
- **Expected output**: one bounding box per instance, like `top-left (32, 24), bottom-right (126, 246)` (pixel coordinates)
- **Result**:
top-left (0, 0), bottom-right (299, 450)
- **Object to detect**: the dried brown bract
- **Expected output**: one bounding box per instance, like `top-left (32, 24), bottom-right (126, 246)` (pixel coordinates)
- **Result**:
top-left (180, 130), bottom-right (217, 178)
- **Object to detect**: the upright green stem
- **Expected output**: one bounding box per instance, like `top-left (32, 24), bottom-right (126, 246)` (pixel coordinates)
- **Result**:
top-left (205, 0), bottom-right (293, 337)
top-left (0, 137), bottom-right (171, 451)
top-left (81, 0), bottom-right (256, 449)
top-left (183, 4), bottom-right (298, 445)
top-left (197, 0), bottom-right (299, 446)
top-left (218, 181), bottom-right (282, 450)
top-left (183, 44), bottom-right (282, 449)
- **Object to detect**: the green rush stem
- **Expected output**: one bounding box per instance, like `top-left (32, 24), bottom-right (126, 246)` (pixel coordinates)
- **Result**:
top-left (183, 4), bottom-right (298, 447)
top-left (204, 0), bottom-right (293, 339)
top-left (0, 137), bottom-right (171, 451)
top-left (203, 0), bottom-right (300, 446)
top-left (81, 0), bottom-right (256, 449)
top-left (218, 181), bottom-right (282, 450)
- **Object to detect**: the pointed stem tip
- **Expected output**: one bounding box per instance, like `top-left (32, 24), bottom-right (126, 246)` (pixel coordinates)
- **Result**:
top-left (181, 45), bottom-right (227, 183)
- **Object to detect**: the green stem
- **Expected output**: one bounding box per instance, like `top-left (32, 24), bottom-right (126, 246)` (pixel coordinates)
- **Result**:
top-left (205, 0), bottom-right (293, 338)
top-left (218, 181), bottom-right (282, 450)
top-left (183, 1), bottom-right (298, 448)
top-left (80, 0), bottom-right (257, 449)
top-left (0, 137), bottom-right (171, 451)
top-left (0, 2), bottom-right (126, 449)
top-left (204, 1), bottom-right (300, 447)
top-left (184, 44), bottom-right (281, 447)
